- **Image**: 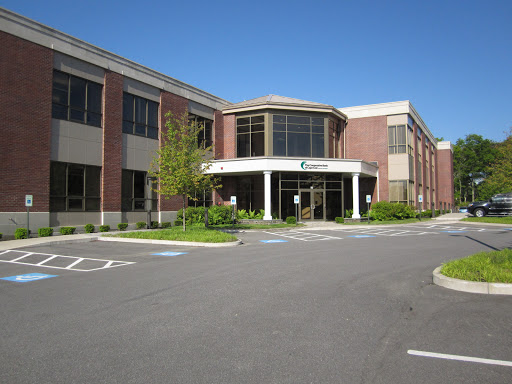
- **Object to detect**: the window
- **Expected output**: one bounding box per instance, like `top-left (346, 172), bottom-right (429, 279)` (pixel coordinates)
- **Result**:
top-left (123, 93), bottom-right (159, 139)
top-left (122, 170), bottom-right (157, 211)
top-left (188, 190), bottom-right (213, 207)
top-left (328, 120), bottom-right (341, 158)
top-left (52, 70), bottom-right (102, 127)
top-left (272, 115), bottom-right (324, 157)
top-left (388, 125), bottom-right (411, 154)
top-left (50, 162), bottom-right (101, 211)
top-left (237, 115), bottom-right (264, 157)
top-left (389, 180), bottom-right (414, 204)
top-left (189, 114), bottom-right (213, 149)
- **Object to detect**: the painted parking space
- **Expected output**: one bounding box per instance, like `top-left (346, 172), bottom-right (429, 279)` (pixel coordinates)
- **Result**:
top-left (152, 251), bottom-right (189, 256)
top-left (263, 231), bottom-right (343, 242)
top-left (330, 227), bottom-right (435, 237)
top-left (0, 250), bottom-right (135, 272)
top-left (1, 273), bottom-right (58, 283)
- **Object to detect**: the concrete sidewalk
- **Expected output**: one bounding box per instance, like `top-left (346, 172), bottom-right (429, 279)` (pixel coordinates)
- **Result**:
top-left (0, 233), bottom-right (98, 251)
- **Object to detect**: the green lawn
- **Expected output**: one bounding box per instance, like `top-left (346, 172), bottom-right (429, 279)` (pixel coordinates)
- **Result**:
top-left (441, 248), bottom-right (512, 283)
top-left (106, 227), bottom-right (238, 243)
top-left (461, 216), bottom-right (512, 224)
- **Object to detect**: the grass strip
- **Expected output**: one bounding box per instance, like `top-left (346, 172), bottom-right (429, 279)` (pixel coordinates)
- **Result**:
top-left (461, 217), bottom-right (512, 224)
top-left (106, 227), bottom-right (238, 243)
top-left (441, 248), bottom-right (512, 283)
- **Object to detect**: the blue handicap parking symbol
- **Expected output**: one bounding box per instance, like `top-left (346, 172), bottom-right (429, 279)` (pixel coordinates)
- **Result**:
top-left (152, 252), bottom-right (188, 257)
top-left (260, 240), bottom-right (288, 243)
top-left (504, 228), bottom-right (512, 231)
top-left (441, 231), bottom-right (467, 233)
top-left (348, 235), bottom-right (376, 238)
top-left (1, 273), bottom-right (58, 283)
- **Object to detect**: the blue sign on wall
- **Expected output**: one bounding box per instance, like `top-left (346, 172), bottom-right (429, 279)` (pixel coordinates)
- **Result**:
top-left (152, 252), bottom-right (188, 257)
top-left (1, 273), bottom-right (58, 283)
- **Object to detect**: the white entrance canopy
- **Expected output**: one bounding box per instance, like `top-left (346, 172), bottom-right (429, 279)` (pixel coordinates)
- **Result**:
top-left (205, 157), bottom-right (379, 220)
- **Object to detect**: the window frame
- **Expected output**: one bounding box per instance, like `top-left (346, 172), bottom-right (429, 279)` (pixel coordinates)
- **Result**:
top-left (272, 114), bottom-right (325, 158)
top-left (236, 115), bottom-right (265, 158)
top-left (122, 170), bottom-right (158, 212)
top-left (52, 70), bottom-right (103, 127)
top-left (122, 93), bottom-right (159, 139)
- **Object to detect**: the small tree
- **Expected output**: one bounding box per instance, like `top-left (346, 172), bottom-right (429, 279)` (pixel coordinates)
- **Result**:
top-left (149, 111), bottom-right (221, 231)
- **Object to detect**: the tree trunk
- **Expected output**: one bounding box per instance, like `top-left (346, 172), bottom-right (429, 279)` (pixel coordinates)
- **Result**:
top-left (182, 194), bottom-right (186, 232)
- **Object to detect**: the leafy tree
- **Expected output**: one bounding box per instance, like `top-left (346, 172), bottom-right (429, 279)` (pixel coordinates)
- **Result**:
top-left (149, 112), bottom-right (221, 231)
top-left (478, 129), bottom-right (512, 199)
top-left (453, 134), bottom-right (497, 203)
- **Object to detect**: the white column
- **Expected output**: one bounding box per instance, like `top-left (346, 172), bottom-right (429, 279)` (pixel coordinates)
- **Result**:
top-left (352, 173), bottom-right (361, 219)
top-left (263, 171), bottom-right (272, 220)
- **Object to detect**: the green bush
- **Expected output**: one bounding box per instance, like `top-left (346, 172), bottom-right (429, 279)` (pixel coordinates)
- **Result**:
top-left (38, 227), bottom-right (53, 237)
top-left (151, 221), bottom-right (159, 229)
top-left (161, 222), bottom-right (172, 228)
top-left (99, 225), bottom-right (110, 232)
top-left (117, 223), bottom-right (128, 231)
top-left (369, 201), bottom-right (416, 221)
top-left (285, 216), bottom-right (296, 224)
top-left (84, 224), bottom-right (95, 233)
top-left (15, 228), bottom-right (28, 239)
top-left (0, 233), bottom-right (2, 240)
top-left (177, 205), bottom-right (233, 226)
top-left (60, 227), bottom-right (76, 235)
top-left (174, 219), bottom-right (183, 226)
top-left (345, 209), bottom-right (353, 218)
top-left (335, 217), bottom-right (344, 224)
top-left (136, 221), bottom-right (146, 229)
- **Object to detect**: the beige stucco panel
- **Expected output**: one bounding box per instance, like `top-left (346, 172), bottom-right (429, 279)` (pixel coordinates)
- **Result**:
top-left (387, 114), bottom-right (408, 126)
top-left (388, 153), bottom-right (410, 180)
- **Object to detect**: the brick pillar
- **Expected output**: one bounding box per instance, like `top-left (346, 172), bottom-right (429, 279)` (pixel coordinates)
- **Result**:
top-left (101, 71), bottom-right (123, 225)
top-left (158, 91), bottom-right (188, 221)
top-left (213, 110), bottom-right (224, 159)
top-left (0, 32), bottom-right (53, 234)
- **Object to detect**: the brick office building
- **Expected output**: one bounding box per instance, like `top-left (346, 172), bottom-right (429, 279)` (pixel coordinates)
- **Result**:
top-left (0, 8), bottom-right (454, 236)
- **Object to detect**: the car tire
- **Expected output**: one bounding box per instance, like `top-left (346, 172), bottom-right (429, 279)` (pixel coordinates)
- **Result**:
top-left (474, 208), bottom-right (486, 217)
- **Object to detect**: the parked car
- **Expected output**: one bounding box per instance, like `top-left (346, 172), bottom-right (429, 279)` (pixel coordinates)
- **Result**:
top-left (467, 193), bottom-right (512, 217)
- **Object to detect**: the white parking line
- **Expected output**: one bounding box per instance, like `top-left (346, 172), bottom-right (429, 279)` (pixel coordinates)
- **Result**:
top-left (0, 250), bottom-right (135, 271)
top-left (264, 231), bottom-right (343, 241)
top-left (407, 350), bottom-right (512, 367)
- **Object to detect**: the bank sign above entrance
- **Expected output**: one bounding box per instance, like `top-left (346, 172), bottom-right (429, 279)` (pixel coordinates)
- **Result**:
top-left (300, 161), bottom-right (329, 170)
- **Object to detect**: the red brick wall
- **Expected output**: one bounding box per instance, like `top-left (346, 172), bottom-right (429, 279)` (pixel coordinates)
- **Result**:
top-left (101, 71), bottom-right (123, 212)
top-left (345, 116), bottom-right (388, 201)
top-left (0, 32), bottom-right (53, 212)
top-left (437, 148), bottom-right (454, 207)
top-left (213, 110), bottom-right (224, 159)
top-left (218, 114), bottom-right (236, 159)
top-left (159, 91), bottom-right (189, 211)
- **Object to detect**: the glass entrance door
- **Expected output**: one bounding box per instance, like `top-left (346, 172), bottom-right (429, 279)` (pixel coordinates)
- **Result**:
top-left (300, 190), bottom-right (325, 220)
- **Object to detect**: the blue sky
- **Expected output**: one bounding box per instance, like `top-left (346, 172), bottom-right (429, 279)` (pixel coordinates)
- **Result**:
top-left (3, 0), bottom-right (511, 143)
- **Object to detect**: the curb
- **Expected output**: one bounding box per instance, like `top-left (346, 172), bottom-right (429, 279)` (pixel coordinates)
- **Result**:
top-left (433, 266), bottom-right (512, 295)
top-left (97, 237), bottom-right (242, 247)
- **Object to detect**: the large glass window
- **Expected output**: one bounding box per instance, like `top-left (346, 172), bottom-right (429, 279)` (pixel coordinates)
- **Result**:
top-left (188, 190), bottom-right (213, 207)
top-left (388, 125), bottom-right (407, 154)
top-left (189, 114), bottom-right (213, 149)
top-left (237, 115), bottom-right (264, 157)
top-left (52, 70), bottom-right (102, 127)
top-left (123, 93), bottom-right (159, 139)
top-left (272, 115), bottom-right (324, 157)
top-left (122, 170), bottom-right (157, 211)
top-left (50, 162), bottom-right (101, 211)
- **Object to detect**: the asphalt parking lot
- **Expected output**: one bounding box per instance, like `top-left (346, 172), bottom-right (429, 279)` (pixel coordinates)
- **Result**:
top-left (1, 223), bottom-right (511, 383)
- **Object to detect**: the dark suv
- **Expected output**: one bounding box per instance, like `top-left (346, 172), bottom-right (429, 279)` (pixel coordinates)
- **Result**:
top-left (467, 192), bottom-right (512, 217)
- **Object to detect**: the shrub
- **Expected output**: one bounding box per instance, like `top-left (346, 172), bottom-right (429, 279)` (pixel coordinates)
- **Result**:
top-left (38, 227), bottom-right (53, 237)
top-left (60, 227), bottom-right (76, 235)
top-left (236, 209), bottom-right (249, 220)
top-left (345, 209), bottom-right (353, 218)
top-left (136, 221), bottom-right (146, 229)
top-left (84, 224), bottom-right (95, 233)
top-left (286, 216), bottom-right (296, 224)
top-left (151, 221), bottom-right (159, 229)
top-left (335, 217), bottom-right (344, 224)
top-left (15, 228), bottom-right (28, 239)
top-left (161, 222), bottom-right (172, 228)
top-left (370, 201), bottom-right (416, 221)
top-left (208, 205), bottom-right (233, 225)
top-left (117, 223), bottom-right (128, 231)
top-left (99, 225), bottom-right (110, 232)
top-left (0, 233), bottom-right (2, 240)
top-left (174, 219), bottom-right (183, 226)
